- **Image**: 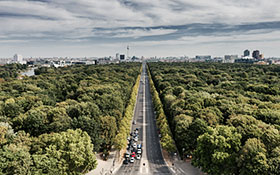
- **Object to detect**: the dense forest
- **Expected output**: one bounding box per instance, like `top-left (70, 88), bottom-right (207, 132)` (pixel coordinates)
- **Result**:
top-left (148, 62), bottom-right (280, 175)
top-left (0, 63), bottom-right (141, 174)
top-left (0, 63), bottom-right (28, 81)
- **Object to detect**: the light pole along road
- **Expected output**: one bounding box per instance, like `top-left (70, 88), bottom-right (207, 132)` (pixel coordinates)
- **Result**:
top-left (115, 63), bottom-right (172, 175)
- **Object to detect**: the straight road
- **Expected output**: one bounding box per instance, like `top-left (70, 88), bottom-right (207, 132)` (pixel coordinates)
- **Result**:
top-left (116, 63), bottom-right (172, 175)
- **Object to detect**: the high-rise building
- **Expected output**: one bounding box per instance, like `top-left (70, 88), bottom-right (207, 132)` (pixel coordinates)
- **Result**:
top-left (120, 54), bottom-right (125, 60)
top-left (116, 53), bottom-right (120, 60)
top-left (252, 50), bottom-right (260, 59)
top-left (13, 54), bottom-right (24, 64)
top-left (244, 50), bottom-right (250, 57)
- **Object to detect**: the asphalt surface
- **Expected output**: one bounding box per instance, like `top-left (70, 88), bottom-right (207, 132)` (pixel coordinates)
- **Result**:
top-left (116, 63), bottom-right (172, 175)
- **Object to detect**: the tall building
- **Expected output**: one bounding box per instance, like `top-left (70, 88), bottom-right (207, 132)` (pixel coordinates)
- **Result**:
top-left (13, 54), bottom-right (24, 64)
top-left (116, 53), bottom-right (120, 60)
top-left (252, 50), bottom-right (260, 59)
top-left (120, 54), bottom-right (125, 60)
top-left (244, 50), bottom-right (250, 57)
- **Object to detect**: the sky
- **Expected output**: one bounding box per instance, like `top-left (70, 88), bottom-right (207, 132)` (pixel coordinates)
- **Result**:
top-left (1, 0), bottom-right (280, 58)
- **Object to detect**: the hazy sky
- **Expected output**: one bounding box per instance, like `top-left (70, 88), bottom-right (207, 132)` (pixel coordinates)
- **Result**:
top-left (1, 0), bottom-right (280, 58)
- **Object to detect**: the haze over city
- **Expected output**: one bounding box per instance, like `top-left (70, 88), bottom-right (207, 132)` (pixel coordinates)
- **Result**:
top-left (1, 0), bottom-right (280, 57)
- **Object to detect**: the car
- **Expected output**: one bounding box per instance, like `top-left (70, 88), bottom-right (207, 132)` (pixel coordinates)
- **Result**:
top-left (136, 154), bottom-right (141, 160)
top-left (132, 148), bottom-right (137, 153)
top-left (130, 157), bottom-right (135, 163)
top-left (123, 159), bottom-right (129, 164)
top-left (133, 143), bottom-right (137, 148)
top-left (125, 152), bottom-right (130, 158)
top-left (131, 152), bottom-right (136, 157)
top-left (137, 149), bottom-right (142, 155)
top-left (133, 120), bottom-right (136, 125)
top-left (137, 144), bottom-right (142, 149)
top-left (136, 128), bottom-right (139, 131)
top-left (127, 136), bottom-right (130, 140)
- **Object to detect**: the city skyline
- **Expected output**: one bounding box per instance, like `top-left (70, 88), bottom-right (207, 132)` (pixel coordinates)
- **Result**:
top-left (1, 0), bottom-right (280, 57)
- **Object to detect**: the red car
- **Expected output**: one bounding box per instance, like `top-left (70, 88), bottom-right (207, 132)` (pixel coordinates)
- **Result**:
top-left (131, 152), bottom-right (136, 157)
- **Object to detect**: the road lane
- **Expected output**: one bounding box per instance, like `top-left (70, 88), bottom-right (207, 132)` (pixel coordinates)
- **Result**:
top-left (115, 63), bottom-right (172, 175)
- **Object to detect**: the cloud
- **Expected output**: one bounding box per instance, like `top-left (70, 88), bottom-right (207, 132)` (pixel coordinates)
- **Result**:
top-left (93, 28), bottom-right (177, 38)
top-left (0, 0), bottom-right (280, 57)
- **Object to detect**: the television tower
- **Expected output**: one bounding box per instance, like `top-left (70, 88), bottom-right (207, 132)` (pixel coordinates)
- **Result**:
top-left (127, 45), bottom-right (129, 59)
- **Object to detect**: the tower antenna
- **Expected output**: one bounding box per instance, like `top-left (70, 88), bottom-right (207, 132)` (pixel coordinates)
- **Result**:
top-left (127, 45), bottom-right (129, 59)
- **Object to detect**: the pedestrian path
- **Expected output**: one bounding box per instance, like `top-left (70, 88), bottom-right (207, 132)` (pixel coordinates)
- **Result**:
top-left (86, 149), bottom-right (123, 175)
top-left (162, 150), bottom-right (204, 175)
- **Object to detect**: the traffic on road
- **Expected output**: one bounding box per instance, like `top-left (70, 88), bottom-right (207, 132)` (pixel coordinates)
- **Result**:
top-left (123, 128), bottom-right (143, 165)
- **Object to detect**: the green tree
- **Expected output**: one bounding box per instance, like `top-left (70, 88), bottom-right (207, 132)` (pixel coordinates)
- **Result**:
top-left (100, 116), bottom-right (117, 150)
top-left (268, 147), bottom-right (280, 174)
top-left (0, 126), bottom-right (32, 175)
top-left (31, 129), bottom-right (97, 175)
top-left (238, 138), bottom-right (269, 175)
top-left (193, 125), bottom-right (242, 175)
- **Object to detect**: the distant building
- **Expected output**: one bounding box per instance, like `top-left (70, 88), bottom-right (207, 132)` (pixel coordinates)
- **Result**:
top-left (195, 55), bottom-right (211, 60)
top-left (235, 58), bottom-right (258, 64)
top-left (206, 57), bottom-right (223, 63)
top-left (260, 54), bottom-right (264, 59)
top-left (252, 50), bottom-right (260, 59)
top-left (224, 55), bottom-right (238, 63)
top-left (244, 50), bottom-right (250, 57)
top-left (116, 53), bottom-right (120, 60)
top-left (254, 61), bottom-right (269, 65)
top-left (13, 54), bottom-right (26, 64)
top-left (120, 54), bottom-right (125, 60)
top-left (14, 54), bottom-right (23, 62)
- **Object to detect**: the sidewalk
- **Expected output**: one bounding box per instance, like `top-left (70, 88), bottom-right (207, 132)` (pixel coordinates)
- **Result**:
top-left (86, 148), bottom-right (123, 175)
top-left (162, 150), bottom-right (205, 175)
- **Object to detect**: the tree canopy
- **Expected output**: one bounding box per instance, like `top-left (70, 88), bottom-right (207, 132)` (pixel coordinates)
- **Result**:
top-left (0, 63), bottom-right (141, 174)
top-left (148, 62), bottom-right (280, 174)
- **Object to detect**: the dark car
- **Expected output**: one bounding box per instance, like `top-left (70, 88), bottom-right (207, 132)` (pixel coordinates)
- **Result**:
top-left (123, 159), bottom-right (129, 165)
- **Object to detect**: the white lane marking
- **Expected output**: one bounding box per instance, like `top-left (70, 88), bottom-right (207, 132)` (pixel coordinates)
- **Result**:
top-left (178, 167), bottom-right (185, 173)
top-left (170, 168), bottom-right (176, 173)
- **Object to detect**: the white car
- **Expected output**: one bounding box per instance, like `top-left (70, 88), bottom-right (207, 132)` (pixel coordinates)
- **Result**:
top-left (137, 149), bottom-right (142, 154)
top-left (125, 152), bottom-right (130, 158)
top-left (130, 157), bottom-right (135, 163)
top-left (136, 154), bottom-right (141, 160)
top-left (133, 143), bottom-right (137, 148)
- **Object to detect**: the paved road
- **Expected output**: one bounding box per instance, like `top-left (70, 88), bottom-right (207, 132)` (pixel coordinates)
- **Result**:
top-left (116, 63), bottom-right (172, 175)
